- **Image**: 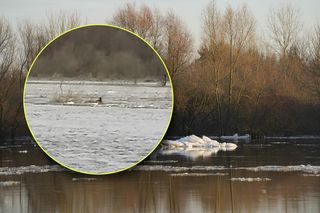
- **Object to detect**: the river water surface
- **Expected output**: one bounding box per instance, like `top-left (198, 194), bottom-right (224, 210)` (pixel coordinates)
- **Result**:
top-left (0, 138), bottom-right (319, 213)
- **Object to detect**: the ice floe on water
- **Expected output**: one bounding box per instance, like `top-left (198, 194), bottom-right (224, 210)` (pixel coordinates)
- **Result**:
top-left (143, 160), bottom-right (179, 164)
top-left (158, 148), bottom-right (221, 159)
top-left (134, 164), bottom-right (320, 175)
top-left (220, 133), bottom-right (251, 142)
top-left (159, 135), bottom-right (238, 159)
top-left (71, 178), bottom-right (97, 181)
top-left (0, 181), bottom-right (21, 186)
top-left (162, 135), bottom-right (237, 149)
top-left (0, 165), bottom-right (66, 176)
top-left (133, 165), bottom-right (226, 172)
top-left (265, 136), bottom-right (320, 140)
top-left (18, 150), bottom-right (28, 154)
top-left (270, 141), bottom-right (291, 145)
top-left (243, 165), bottom-right (320, 174)
top-left (302, 173), bottom-right (320, 177)
top-left (170, 172), bottom-right (228, 177)
top-left (230, 177), bottom-right (271, 182)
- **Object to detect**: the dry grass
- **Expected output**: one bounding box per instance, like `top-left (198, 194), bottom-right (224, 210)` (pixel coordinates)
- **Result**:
top-left (51, 89), bottom-right (81, 103)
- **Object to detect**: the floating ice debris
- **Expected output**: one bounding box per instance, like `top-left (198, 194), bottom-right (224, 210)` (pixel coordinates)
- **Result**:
top-left (133, 165), bottom-right (189, 172)
top-left (178, 135), bottom-right (208, 146)
top-left (143, 160), bottom-right (179, 164)
top-left (18, 150), bottom-right (28, 153)
top-left (133, 165), bottom-right (226, 172)
top-left (170, 172), bottom-right (228, 177)
top-left (265, 135), bottom-right (320, 140)
top-left (64, 101), bottom-right (75, 105)
top-left (7, 144), bottom-right (23, 148)
top-left (72, 178), bottom-right (97, 181)
top-left (92, 102), bottom-right (99, 107)
top-left (162, 135), bottom-right (237, 150)
top-left (162, 140), bottom-right (185, 148)
top-left (161, 135), bottom-right (237, 159)
top-left (159, 148), bottom-right (220, 159)
top-left (0, 165), bottom-right (66, 176)
top-left (296, 144), bottom-right (319, 147)
top-left (230, 177), bottom-right (271, 182)
top-left (133, 164), bottom-right (320, 175)
top-left (244, 165), bottom-right (320, 174)
top-left (202, 136), bottom-right (220, 146)
top-left (302, 173), bottom-right (320, 177)
top-left (0, 181), bottom-right (21, 186)
top-left (221, 133), bottom-right (251, 141)
top-left (219, 142), bottom-right (238, 150)
top-left (270, 142), bottom-right (291, 145)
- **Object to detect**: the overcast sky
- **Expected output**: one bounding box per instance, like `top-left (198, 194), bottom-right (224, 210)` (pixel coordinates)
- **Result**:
top-left (1, 0), bottom-right (319, 48)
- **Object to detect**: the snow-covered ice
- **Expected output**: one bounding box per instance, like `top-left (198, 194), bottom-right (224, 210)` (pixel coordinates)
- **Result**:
top-left (160, 135), bottom-right (237, 159)
top-left (220, 133), bottom-right (251, 141)
top-left (230, 177), bottom-right (271, 182)
top-left (71, 178), bottom-right (97, 181)
top-left (24, 81), bottom-right (172, 173)
top-left (133, 164), bottom-right (320, 176)
top-left (0, 181), bottom-right (21, 186)
top-left (0, 165), bottom-right (66, 176)
top-left (170, 172), bottom-right (228, 177)
top-left (243, 165), bottom-right (320, 174)
top-left (161, 135), bottom-right (237, 149)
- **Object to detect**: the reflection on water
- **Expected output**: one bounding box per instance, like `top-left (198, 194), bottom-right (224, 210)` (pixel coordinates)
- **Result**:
top-left (0, 139), bottom-right (319, 213)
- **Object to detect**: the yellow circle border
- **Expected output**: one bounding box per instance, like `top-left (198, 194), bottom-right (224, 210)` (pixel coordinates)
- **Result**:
top-left (23, 24), bottom-right (174, 175)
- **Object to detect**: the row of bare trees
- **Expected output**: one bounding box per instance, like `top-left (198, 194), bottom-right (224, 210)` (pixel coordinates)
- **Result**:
top-left (172, 2), bottom-right (320, 136)
top-left (112, 2), bottom-right (320, 136)
top-left (111, 3), bottom-right (193, 81)
top-left (0, 2), bottom-right (320, 138)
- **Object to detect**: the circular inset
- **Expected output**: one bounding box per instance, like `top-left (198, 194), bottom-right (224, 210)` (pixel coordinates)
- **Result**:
top-left (23, 25), bottom-right (173, 175)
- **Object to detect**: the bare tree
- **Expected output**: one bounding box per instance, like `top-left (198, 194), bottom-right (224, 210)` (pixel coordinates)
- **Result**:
top-left (7, 11), bottom-right (84, 138)
top-left (200, 0), bottom-right (225, 134)
top-left (44, 10), bottom-right (83, 41)
top-left (112, 3), bottom-right (164, 52)
top-left (113, 5), bottom-right (193, 80)
top-left (112, 3), bottom-right (137, 32)
top-left (163, 12), bottom-right (193, 80)
top-left (0, 17), bottom-right (15, 81)
top-left (268, 5), bottom-right (301, 57)
top-left (0, 17), bottom-right (15, 137)
top-left (304, 24), bottom-right (320, 99)
top-left (201, 0), bottom-right (224, 48)
top-left (223, 5), bottom-right (256, 133)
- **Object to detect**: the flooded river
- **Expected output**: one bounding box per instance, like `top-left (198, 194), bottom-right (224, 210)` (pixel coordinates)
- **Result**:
top-left (0, 138), bottom-right (319, 212)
